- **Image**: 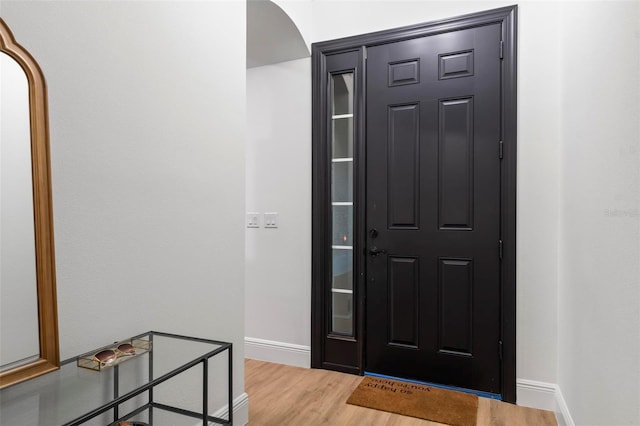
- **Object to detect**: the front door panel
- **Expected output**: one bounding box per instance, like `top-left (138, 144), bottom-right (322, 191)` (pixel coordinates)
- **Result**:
top-left (366, 23), bottom-right (502, 394)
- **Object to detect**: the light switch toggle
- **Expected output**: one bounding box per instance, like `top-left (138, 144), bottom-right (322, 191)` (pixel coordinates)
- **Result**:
top-left (264, 212), bottom-right (278, 228)
top-left (247, 212), bottom-right (260, 228)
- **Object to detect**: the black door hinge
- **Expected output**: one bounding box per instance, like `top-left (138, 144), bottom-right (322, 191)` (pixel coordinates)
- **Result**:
top-left (499, 340), bottom-right (503, 360)
top-left (499, 240), bottom-right (503, 260)
top-left (499, 140), bottom-right (504, 159)
top-left (499, 40), bottom-right (504, 60)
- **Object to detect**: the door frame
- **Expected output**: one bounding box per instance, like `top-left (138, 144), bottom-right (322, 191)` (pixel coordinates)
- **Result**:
top-left (311, 5), bottom-right (517, 403)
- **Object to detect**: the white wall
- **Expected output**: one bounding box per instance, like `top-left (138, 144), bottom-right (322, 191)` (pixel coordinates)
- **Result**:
top-left (1, 0), bottom-right (246, 418)
top-left (246, 0), bottom-right (562, 384)
top-left (245, 58), bottom-right (312, 365)
top-left (557, 2), bottom-right (640, 425)
top-left (512, 0), bottom-right (562, 386)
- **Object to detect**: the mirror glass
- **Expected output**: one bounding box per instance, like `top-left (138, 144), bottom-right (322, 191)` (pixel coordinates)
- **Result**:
top-left (0, 18), bottom-right (59, 389)
top-left (0, 51), bottom-right (41, 372)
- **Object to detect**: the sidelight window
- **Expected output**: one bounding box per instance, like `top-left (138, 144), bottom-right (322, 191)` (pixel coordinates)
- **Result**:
top-left (330, 72), bottom-right (354, 336)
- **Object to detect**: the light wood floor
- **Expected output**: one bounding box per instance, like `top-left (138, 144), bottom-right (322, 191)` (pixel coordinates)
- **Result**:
top-left (245, 359), bottom-right (557, 426)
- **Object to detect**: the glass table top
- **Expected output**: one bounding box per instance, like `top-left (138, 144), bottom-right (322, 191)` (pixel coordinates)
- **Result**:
top-left (0, 331), bottom-right (230, 426)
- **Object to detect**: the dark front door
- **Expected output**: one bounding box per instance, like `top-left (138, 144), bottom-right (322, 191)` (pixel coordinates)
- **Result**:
top-left (366, 23), bottom-right (503, 394)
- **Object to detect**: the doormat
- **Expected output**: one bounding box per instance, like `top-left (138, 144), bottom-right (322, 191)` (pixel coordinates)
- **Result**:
top-left (346, 376), bottom-right (478, 426)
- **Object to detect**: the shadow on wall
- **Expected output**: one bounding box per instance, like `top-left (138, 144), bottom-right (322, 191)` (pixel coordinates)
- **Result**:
top-left (247, 0), bottom-right (309, 68)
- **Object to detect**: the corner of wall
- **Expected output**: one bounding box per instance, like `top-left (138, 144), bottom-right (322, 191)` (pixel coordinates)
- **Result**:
top-left (554, 385), bottom-right (575, 426)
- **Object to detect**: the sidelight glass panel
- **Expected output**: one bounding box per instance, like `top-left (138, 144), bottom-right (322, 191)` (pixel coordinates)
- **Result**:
top-left (331, 161), bottom-right (353, 202)
top-left (332, 73), bottom-right (353, 116)
top-left (331, 292), bottom-right (353, 335)
top-left (332, 117), bottom-right (353, 158)
top-left (332, 206), bottom-right (353, 246)
top-left (332, 249), bottom-right (353, 291)
top-left (330, 71), bottom-right (355, 337)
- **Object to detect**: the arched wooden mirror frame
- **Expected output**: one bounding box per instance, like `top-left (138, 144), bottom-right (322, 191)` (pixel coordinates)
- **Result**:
top-left (0, 18), bottom-right (59, 389)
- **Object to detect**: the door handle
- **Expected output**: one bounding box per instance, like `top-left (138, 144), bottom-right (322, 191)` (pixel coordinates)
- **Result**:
top-left (369, 246), bottom-right (387, 257)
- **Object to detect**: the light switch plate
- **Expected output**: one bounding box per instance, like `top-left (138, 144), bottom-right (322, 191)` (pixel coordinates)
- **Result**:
top-left (264, 212), bottom-right (278, 228)
top-left (247, 212), bottom-right (260, 228)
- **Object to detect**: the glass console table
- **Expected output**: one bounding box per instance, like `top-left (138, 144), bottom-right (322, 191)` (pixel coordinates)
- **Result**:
top-left (0, 331), bottom-right (233, 425)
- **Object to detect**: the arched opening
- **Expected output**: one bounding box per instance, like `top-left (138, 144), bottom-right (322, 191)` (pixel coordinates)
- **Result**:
top-left (247, 0), bottom-right (309, 68)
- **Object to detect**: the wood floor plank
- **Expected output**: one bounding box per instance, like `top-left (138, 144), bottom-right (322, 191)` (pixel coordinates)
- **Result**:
top-left (245, 359), bottom-right (557, 426)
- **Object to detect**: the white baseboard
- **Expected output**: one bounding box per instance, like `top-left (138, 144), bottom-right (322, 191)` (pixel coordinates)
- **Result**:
top-left (517, 379), bottom-right (574, 426)
top-left (245, 337), bottom-right (310, 368)
top-left (206, 392), bottom-right (249, 426)
top-left (517, 379), bottom-right (557, 411)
